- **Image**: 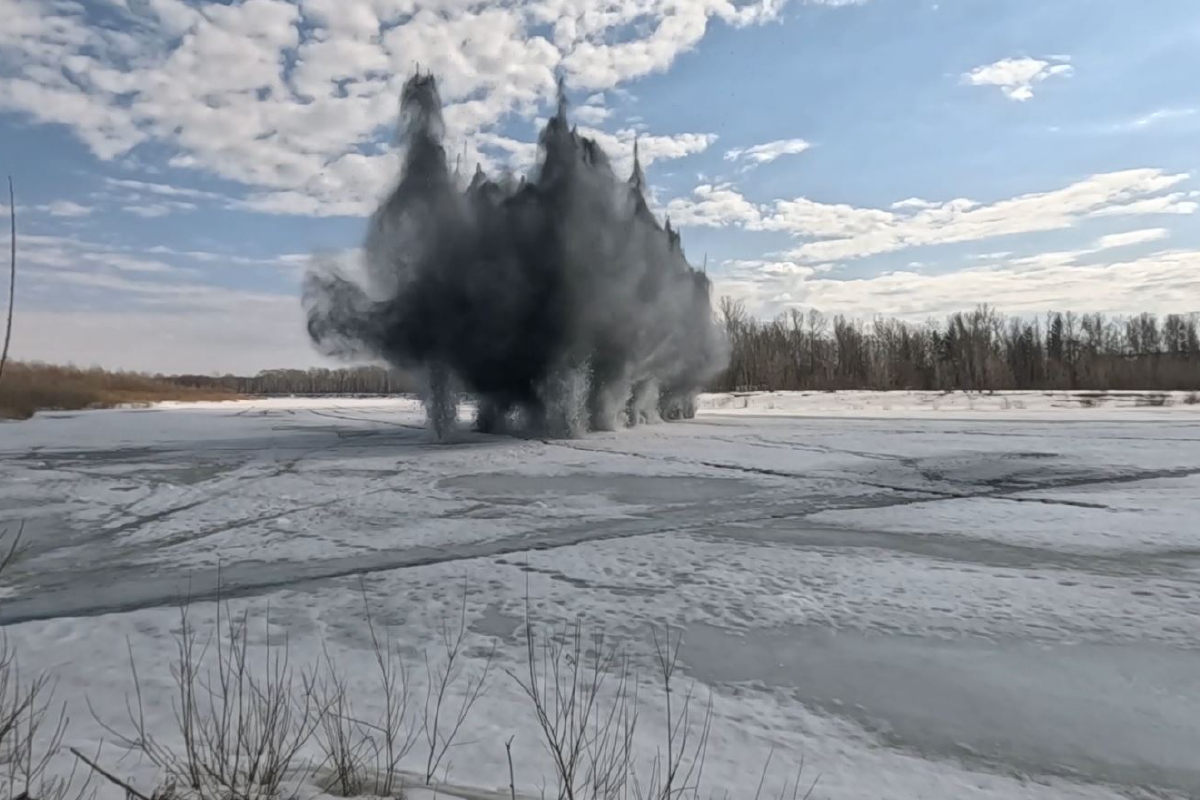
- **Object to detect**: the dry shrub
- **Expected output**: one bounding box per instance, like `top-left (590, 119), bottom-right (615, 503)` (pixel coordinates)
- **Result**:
top-left (512, 619), bottom-right (817, 800)
top-left (312, 583), bottom-right (494, 797)
top-left (510, 624), bottom-right (640, 800)
top-left (0, 637), bottom-right (90, 800)
top-left (12, 560), bottom-right (814, 800)
top-left (82, 582), bottom-right (496, 800)
top-left (91, 601), bottom-right (326, 800)
top-left (0, 525), bottom-right (92, 800)
top-left (0, 362), bottom-right (241, 419)
top-left (1185, 391), bottom-right (1199, 405)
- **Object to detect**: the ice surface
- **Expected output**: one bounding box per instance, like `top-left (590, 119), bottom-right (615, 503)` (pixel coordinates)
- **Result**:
top-left (1, 392), bottom-right (1199, 799)
top-left (699, 389), bottom-right (1200, 420)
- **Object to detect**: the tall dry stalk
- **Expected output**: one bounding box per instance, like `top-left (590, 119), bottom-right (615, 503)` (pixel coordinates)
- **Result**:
top-left (0, 177), bottom-right (15, 386)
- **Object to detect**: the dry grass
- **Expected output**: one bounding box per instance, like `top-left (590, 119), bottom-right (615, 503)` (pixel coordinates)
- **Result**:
top-left (80, 581), bottom-right (497, 800)
top-left (2, 540), bottom-right (815, 800)
top-left (0, 361), bottom-right (242, 420)
top-left (511, 619), bottom-right (817, 800)
top-left (92, 600), bottom-right (328, 800)
top-left (1, 525), bottom-right (94, 800)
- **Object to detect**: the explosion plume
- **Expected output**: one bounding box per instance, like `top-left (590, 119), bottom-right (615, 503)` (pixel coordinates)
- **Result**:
top-left (303, 73), bottom-right (728, 438)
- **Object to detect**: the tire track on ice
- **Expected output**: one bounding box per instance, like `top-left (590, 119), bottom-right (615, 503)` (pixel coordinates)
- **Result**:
top-left (544, 440), bottom-right (1200, 510)
top-left (6, 464), bottom-right (1197, 626)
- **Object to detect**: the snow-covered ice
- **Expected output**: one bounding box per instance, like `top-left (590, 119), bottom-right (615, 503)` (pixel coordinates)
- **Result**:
top-left (1, 391), bottom-right (1199, 799)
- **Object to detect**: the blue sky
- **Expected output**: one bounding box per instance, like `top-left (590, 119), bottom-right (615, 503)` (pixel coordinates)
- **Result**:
top-left (1, 0), bottom-right (1198, 373)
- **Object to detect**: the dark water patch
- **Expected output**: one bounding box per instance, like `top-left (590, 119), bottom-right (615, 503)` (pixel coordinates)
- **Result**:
top-left (439, 473), bottom-right (750, 506)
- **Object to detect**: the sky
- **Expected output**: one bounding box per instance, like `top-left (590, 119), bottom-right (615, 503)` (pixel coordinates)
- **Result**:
top-left (0, 0), bottom-right (1198, 374)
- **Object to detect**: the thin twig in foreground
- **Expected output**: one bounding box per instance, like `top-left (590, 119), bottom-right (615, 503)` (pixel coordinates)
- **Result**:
top-left (506, 735), bottom-right (517, 800)
top-left (69, 746), bottom-right (152, 800)
top-left (0, 521), bottom-right (23, 574)
top-left (0, 176), bottom-right (15, 386)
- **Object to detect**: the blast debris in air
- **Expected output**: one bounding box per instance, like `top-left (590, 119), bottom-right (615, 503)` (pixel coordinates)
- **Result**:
top-left (304, 73), bottom-right (728, 438)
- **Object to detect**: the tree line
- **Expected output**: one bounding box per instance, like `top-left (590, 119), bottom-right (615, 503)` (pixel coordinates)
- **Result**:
top-left (170, 365), bottom-right (423, 395)
top-left (714, 300), bottom-right (1200, 392)
top-left (166, 304), bottom-right (1200, 395)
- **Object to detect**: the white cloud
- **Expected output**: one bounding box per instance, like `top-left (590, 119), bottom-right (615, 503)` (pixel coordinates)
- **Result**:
top-left (1130, 108), bottom-right (1198, 129)
top-left (584, 127), bottom-right (717, 177)
top-left (0, 0), bottom-right (802, 216)
top-left (1094, 228), bottom-right (1168, 250)
top-left (0, 230), bottom-right (314, 374)
top-left (891, 197), bottom-right (935, 210)
top-left (0, 229), bottom-right (343, 373)
top-left (94, 178), bottom-right (227, 216)
top-left (665, 183), bottom-right (762, 228)
top-left (572, 103), bottom-right (612, 125)
top-left (699, 175), bottom-right (1196, 322)
top-left (123, 201), bottom-right (198, 218)
top-left (724, 137), bottom-right (812, 165)
top-left (557, 2), bottom-right (730, 90)
top-left (1072, 107), bottom-right (1200, 137)
top-left (103, 178), bottom-right (224, 201)
top-left (715, 247), bottom-right (1200, 322)
top-left (144, 244), bottom-right (307, 270)
top-left (0, 232), bottom-right (190, 277)
top-left (963, 56), bottom-right (1073, 101)
top-left (40, 201), bottom-right (92, 217)
top-left (1088, 192), bottom-right (1198, 217)
top-left (235, 191), bottom-right (371, 218)
top-left (667, 168), bottom-right (1196, 262)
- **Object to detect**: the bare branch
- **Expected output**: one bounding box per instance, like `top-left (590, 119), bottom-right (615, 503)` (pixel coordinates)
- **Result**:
top-left (506, 736), bottom-right (517, 800)
top-left (69, 747), bottom-right (153, 800)
top-left (0, 522), bottom-right (23, 576)
top-left (0, 176), bottom-right (14, 387)
top-left (92, 594), bottom-right (327, 800)
top-left (419, 579), bottom-right (495, 785)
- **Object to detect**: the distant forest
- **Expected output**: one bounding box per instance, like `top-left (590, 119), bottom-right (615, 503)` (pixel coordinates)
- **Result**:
top-left (169, 304), bottom-right (1200, 396)
top-left (713, 302), bottom-right (1200, 393)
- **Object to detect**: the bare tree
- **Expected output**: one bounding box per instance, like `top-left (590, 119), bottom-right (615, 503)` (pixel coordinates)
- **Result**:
top-left (710, 297), bottom-right (1200, 394)
top-left (0, 177), bottom-right (15, 387)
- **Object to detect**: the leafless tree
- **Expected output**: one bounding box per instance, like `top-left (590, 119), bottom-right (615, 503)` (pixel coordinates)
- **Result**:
top-left (709, 301), bottom-right (1199, 393)
top-left (0, 177), bottom-right (15, 387)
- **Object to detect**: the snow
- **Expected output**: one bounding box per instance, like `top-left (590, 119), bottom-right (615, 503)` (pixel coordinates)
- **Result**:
top-left (2, 392), bottom-right (1199, 799)
top-left (700, 389), bottom-right (1200, 420)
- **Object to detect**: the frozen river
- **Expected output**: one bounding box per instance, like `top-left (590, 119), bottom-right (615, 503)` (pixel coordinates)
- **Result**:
top-left (1, 392), bottom-right (1198, 799)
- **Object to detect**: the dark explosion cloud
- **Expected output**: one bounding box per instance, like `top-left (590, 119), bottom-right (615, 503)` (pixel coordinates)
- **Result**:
top-left (303, 73), bottom-right (729, 438)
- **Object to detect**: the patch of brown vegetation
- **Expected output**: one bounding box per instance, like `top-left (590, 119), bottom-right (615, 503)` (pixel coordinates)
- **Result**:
top-left (0, 361), bottom-right (242, 420)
